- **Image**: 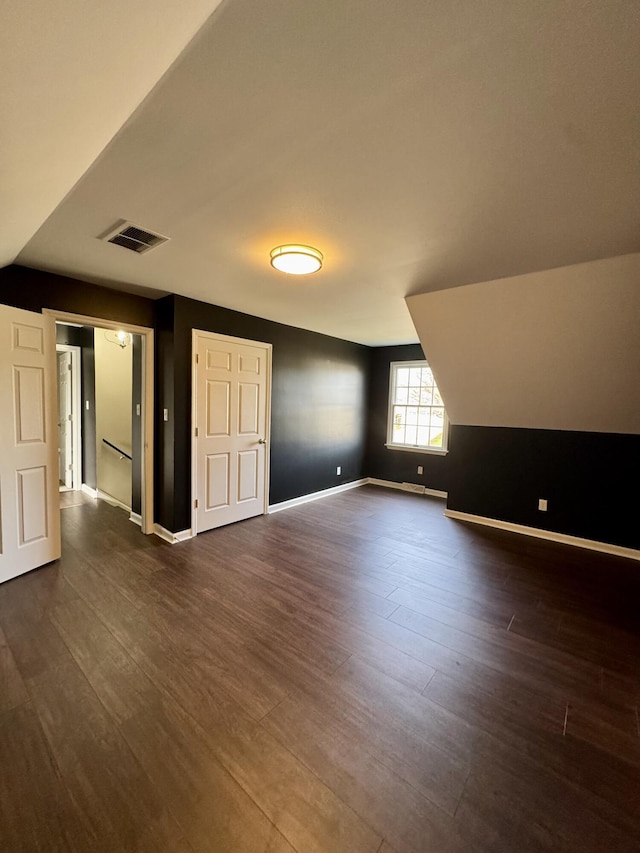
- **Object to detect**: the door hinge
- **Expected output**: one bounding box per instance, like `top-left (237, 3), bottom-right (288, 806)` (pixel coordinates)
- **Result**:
top-left (194, 426), bottom-right (199, 437)
top-left (68, 413), bottom-right (73, 421)
top-left (68, 464), bottom-right (73, 471)
top-left (68, 363), bottom-right (72, 371)
top-left (194, 499), bottom-right (198, 509)
top-left (195, 353), bottom-right (199, 364)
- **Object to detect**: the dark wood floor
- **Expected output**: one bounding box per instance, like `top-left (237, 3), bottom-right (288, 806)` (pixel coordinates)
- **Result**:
top-left (1, 485), bottom-right (639, 852)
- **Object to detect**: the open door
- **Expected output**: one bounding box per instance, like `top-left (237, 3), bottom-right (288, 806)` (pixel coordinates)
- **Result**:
top-left (0, 305), bottom-right (61, 584)
top-left (57, 349), bottom-right (73, 489)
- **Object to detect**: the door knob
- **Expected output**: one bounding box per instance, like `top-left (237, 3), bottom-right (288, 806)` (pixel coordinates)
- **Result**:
top-left (258, 438), bottom-right (267, 444)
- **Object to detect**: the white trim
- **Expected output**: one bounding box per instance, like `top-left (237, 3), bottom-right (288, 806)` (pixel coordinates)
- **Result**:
top-left (268, 479), bottom-right (368, 513)
top-left (153, 524), bottom-right (193, 544)
top-left (444, 509), bottom-right (640, 562)
top-left (191, 329), bottom-right (272, 536)
top-left (129, 512), bottom-right (142, 527)
top-left (97, 489), bottom-right (131, 514)
top-left (384, 444), bottom-right (448, 455)
top-left (81, 483), bottom-right (98, 498)
top-left (387, 359), bottom-right (449, 454)
top-left (367, 478), bottom-right (447, 499)
top-left (44, 309), bottom-right (154, 535)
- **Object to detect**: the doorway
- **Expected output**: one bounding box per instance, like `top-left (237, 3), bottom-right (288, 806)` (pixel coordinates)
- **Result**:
top-left (56, 344), bottom-right (81, 491)
top-left (46, 310), bottom-right (154, 535)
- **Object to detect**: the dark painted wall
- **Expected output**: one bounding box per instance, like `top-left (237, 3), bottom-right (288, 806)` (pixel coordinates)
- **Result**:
top-left (154, 297), bottom-right (176, 530)
top-left (55, 325), bottom-right (82, 347)
top-left (4, 265), bottom-right (640, 552)
top-left (156, 295), bottom-right (369, 531)
top-left (0, 265), bottom-right (155, 327)
top-left (447, 426), bottom-right (640, 550)
top-left (366, 343), bottom-right (450, 493)
top-left (79, 328), bottom-right (97, 490)
top-left (1, 265), bottom-right (154, 493)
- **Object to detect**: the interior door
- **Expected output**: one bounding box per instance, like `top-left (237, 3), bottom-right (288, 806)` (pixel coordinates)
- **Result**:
top-left (57, 349), bottom-right (73, 488)
top-left (0, 305), bottom-right (61, 584)
top-left (194, 331), bottom-right (271, 533)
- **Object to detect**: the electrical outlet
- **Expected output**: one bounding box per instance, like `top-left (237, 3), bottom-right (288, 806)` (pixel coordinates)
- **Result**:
top-left (336, 466), bottom-right (341, 475)
top-left (417, 465), bottom-right (423, 475)
top-left (538, 498), bottom-right (548, 511)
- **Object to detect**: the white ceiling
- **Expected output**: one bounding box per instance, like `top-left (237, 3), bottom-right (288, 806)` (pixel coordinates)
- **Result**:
top-left (0, 0), bottom-right (224, 268)
top-left (5, 0), bottom-right (640, 345)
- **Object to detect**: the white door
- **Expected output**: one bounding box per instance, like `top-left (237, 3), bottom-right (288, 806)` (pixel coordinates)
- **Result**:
top-left (0, 305), bottom-right (61, 584)
top-left (57, 349), bottom-right (73, 489)
top-left (193, 331), bottom-right (271, 534)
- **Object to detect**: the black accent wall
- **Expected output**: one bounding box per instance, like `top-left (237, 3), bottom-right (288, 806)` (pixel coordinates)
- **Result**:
top-left (0, 266), bottom-right (155, 327)
top-left (3, 264), bottom-right (639, 553)
top-left (448, 426), bottom-right (640, 550)
top-left (366, 344), bottom-right (450, 493)
top-left (78, 327), bottom-right (97, 490)
top-left (156, 295), bottom-right (369, 532)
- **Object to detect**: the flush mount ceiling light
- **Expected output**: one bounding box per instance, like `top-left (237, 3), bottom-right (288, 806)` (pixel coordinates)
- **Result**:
top-left (270, 244), bottom-right (323, 275)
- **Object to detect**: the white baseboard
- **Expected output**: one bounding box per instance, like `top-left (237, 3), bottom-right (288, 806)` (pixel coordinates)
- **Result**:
top-left (153, 524), bottom-right (193, 544)
top-left (268, 478), bottom-right (369, 514)
top-left (81, 484), bottom-right (98, 499)
top-left (129, 512), bottom-right (142, 527)
top-left (444, 509), bottom-right (640, 562)
top-left (97, 489), bottom-right (131, 514)
top-left (367, 478), bottom-right (447, 500)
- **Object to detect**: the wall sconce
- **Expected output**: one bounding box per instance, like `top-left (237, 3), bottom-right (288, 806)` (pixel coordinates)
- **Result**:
top-left (104, 330), bottom-right (132, 348)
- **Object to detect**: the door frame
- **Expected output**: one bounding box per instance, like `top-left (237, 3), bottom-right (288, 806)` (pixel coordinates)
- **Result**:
top-left (55, 344), bottom-right (82, 491)
top-left (44, 310), bottom-right (154, 535)
top-left (191, 329), bottom-right (272, 536)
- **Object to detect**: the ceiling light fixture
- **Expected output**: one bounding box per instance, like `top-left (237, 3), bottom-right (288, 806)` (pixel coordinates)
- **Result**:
top-left (270, 244), bottom-right (323, 275)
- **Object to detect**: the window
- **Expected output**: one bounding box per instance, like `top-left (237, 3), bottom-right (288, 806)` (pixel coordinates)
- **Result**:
top-left (386, 360), bottom-right (448, 453)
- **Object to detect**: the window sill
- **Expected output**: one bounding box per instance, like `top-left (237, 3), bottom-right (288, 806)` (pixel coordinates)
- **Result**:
top-left (385, 443), bottom-right (448, 456)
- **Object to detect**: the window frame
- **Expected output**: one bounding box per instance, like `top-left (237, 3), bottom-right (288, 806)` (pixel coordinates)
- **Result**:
top-left (385, 360), bottom-right (449, 455)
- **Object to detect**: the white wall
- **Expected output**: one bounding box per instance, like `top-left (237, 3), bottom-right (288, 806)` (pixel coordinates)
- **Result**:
top-left (94, 329), bottom-right (132, 507)
top-left (406, 253), bottom-right (640, 434)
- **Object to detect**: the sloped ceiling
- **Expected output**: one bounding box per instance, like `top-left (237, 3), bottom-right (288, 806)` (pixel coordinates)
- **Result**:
top-left (3, 0), bottom-right (640, 345)
top-left (407, 254), bottom-right (640, 434)
top-left (0, 0), bottom-right (224, 268)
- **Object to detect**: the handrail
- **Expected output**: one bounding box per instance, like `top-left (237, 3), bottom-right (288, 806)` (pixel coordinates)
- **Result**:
top-left (102, 438), bottom-right (132, 461)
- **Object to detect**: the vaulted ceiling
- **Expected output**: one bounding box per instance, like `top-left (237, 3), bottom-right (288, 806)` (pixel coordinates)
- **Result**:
top-left (3, 0), bottom-right (640, 345)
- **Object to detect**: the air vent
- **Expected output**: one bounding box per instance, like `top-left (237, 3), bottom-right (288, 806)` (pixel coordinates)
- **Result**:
top-left (402, 482), bottom-right (426, 494)
top-left (101, 221), bottom-right (170, 255)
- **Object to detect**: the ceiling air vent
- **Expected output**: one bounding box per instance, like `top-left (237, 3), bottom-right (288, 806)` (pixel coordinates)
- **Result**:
top-left (101, 221), bottom-right (170, 255)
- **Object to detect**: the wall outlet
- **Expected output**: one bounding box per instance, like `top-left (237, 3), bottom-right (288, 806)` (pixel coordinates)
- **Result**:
top-left (538, 498), bottom-right (548, 511)
top-left (336, 466), bottom-right (341, 475)
top-left (417, 465), bottom-right (423, 475)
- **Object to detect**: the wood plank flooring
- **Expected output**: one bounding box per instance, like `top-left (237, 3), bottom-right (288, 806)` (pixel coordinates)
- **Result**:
top-left (1, 485), bottom-right (639, 852)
